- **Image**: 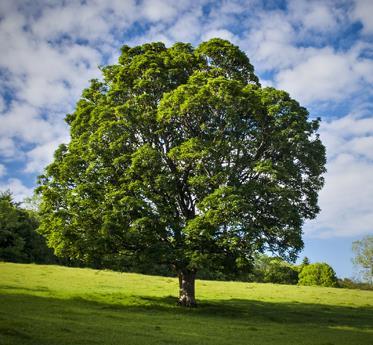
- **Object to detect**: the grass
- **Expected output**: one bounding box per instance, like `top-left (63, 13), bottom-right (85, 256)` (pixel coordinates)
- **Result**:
top-left (0, 262), bottom-right (372, 345)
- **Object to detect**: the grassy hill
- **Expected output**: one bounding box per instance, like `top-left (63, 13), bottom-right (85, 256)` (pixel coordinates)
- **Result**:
top-left (0, 262), bottom-right (372, 345)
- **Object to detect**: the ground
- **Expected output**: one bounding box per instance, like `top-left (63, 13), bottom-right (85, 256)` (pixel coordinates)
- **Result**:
top-left (0, 262), bottom-right (372, 345)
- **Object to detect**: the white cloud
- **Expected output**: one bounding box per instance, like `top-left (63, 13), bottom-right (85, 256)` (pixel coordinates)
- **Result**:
top-left (0, 103), bottom-right (68, 145)
top-left (305, 113), bottom-right (373, 238)
top-left (288, 0), bottom-right (344, 33)
top-left (352, 0), bottom-right (373, 34)
top-left (301, 5), bottom-right (337, 32)
top-left (0, 96), bottom-right (5, 113)
top-left (245, 11), bottom-right (301, 70)
top-left (0, 137), bottom-right (19, 158)
top-left (0, 178), bottom-right (34, 202)
top-left (141, 0), bottom-right (191, 23)
top-left (31, 3), bottom-right (111, 43)
top-left (201, 29), bottom-right (236, 43)
top-left (349, 136), bottom-right (373, 160)
top-left (0, 164), bottom-right (6, 177)
top-left (168, 11), bottom-right (203, 42)
top-left (0, 21), bottom-right (102, 108)
top-left (353, 58), bottom-right (373, 85)
top-left (240, 1), bottom-right (372, 106)
top-left (243, 2), bottom-right (346, 73)
top-left (25, 136), bottom-right (69, 173)
top-left (275, 47), bottom-right (373, 104)
top-left (0, 1), bottom-right (102, 174)
top-left (275, 49), bottom-right (356, 103)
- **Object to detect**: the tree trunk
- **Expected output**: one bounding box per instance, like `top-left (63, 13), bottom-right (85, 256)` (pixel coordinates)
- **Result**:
top-left (178, 270), bottom-right (197, 307)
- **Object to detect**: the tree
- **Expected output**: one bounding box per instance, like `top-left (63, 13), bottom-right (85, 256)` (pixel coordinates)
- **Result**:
top-left (302, 256), bottom-right (310, 266)
top-left (263, 258), bottom-right (298, 285)
top-left (297, 256), bottom-right (310, 273)
top-left (298, 263), bottom-right (338, 287)
top-left (37, 39), bottom-right (326, 306)
top-left (0, 191), bottom-right (25, 262)
top-left (0, 191), bottom-right (54, 263)
top-left (251, 254), bottom-right (298, 284)
top-left (352, 236), bottom-right (373, 284)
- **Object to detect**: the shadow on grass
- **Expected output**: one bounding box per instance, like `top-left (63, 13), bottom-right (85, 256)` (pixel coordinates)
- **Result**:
top-left (1, 291), bottom-right (372, 345)
top-left (135, 295), bottom-right (373, 330)
top-left (3, 291), bottom-right (372, 329)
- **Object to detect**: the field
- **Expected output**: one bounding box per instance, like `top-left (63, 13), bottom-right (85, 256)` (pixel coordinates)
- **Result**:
top-left (0, 262), bottom-right (372, 345)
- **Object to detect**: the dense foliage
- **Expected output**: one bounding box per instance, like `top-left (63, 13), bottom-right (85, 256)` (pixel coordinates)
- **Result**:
top-left (298, 263), bottom-right (338, 287)
top-left (0, 191), bottom-right (54, 263)
top-left (37, 39), bottom-right (326, 305)
top-left (250, 255), bottom-right (299, 284)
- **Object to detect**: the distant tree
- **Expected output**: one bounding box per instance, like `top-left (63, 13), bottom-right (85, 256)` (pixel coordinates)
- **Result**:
top-left (251, 254), bottom-right (298, 284)
top-left (264, 258), bottom-right (298, 284)
top-left (0, 191), bottom-right (54, 263)
top-left (338, 277), bottom-right (373, 291)
top-left (298, 263), bottom-right (338, 287)
top-left (37, 39), bottom-right (326, 306)
top-left (302, 256), bottom-right (310, 266)
top-left (352, 236), bottom-right (373, 285)
top-left (297, 256), bottom-right (310, 274)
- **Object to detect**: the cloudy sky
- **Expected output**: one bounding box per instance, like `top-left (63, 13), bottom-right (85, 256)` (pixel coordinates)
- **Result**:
top-left (0, 0), bottom-right (372, 278)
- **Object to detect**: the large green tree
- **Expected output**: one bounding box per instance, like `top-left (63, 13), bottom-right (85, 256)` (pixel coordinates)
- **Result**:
top-left (37, 39), bottom-right (326, 306)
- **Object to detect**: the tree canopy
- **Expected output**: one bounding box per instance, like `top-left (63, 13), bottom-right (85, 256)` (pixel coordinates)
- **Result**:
top-left (37, 39), bottom-right (326, 306)
top-left (298, 262), bottom-right (338, 287)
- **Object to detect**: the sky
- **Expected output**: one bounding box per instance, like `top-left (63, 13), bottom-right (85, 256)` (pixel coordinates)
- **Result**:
top-left (0, 0), bottom-right (372, 279)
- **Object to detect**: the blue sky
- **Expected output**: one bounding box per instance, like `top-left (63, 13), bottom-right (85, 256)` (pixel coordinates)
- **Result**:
top-left (0, 0), bottom-right (372, 279)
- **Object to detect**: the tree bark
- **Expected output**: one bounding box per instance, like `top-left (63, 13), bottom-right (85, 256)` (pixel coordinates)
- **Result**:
top-left (178, 270), bottom-right (197, 307)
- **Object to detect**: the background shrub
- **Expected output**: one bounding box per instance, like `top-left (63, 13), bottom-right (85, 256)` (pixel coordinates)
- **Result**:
top-left (298, 263), bottom-right (338, 287)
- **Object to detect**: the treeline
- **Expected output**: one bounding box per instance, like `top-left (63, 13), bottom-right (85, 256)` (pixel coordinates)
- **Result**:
top-left (0, 191), bottom-right (55, 264)
top-left (199, 255), bottom-right (339, 287)
top-left (0, 191), bottom-right (79, 267)
top-left (1, 191), bottom-right (371, 290)
top-left (199, 255), bottom-right (372, 290)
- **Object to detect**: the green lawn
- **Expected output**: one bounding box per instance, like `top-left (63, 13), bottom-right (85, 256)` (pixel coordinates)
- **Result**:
top-left (0, 262), bottom-right (372, 345)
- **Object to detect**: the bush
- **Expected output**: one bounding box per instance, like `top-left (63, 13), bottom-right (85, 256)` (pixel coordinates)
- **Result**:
top-left (298, 263), bottom-right (338, 287)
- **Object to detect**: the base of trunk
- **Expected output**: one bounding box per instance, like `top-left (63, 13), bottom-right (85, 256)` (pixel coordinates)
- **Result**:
top-left (177, 295), bottom-right (197, 307)
top-left (178, 270), bottom-right (197, 307)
